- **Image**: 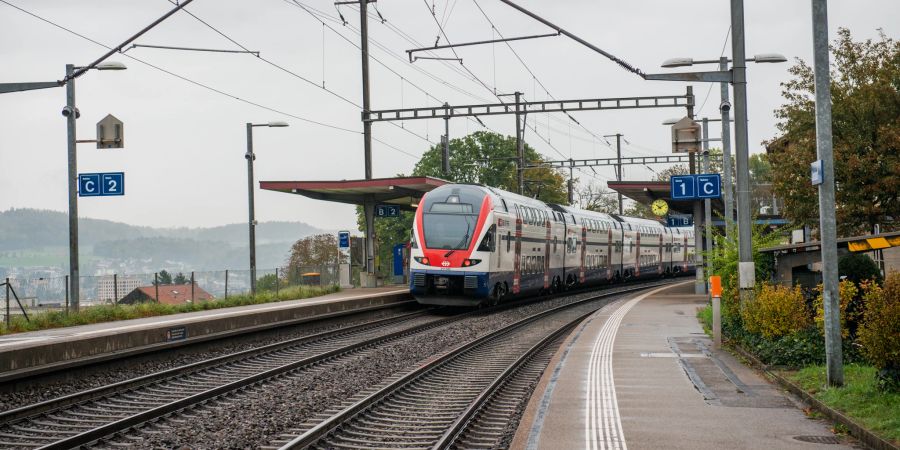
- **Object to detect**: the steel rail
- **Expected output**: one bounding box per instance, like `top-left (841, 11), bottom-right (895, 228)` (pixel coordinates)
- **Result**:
top-left (278, 280), bottom-right (674, 449)
top-left (0, 309), bottom-right (430, 424)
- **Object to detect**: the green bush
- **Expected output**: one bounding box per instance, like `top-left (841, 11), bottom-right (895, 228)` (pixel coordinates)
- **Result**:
top-left (839, 252), bottom-right (883, 284)
top-left (814, 279), bottom-right (862, 339)
top-left (742, 283), bottom-right (811, 339)
top-left (857, 272), bottom-right (900, 391)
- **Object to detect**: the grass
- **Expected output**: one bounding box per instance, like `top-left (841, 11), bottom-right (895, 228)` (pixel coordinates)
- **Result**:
top-left (0, 284), bottom-right (340, 335)
top-left (783, 364), bottom-right (900, 443)
top-left (697, 304), bottom-right (713, 335)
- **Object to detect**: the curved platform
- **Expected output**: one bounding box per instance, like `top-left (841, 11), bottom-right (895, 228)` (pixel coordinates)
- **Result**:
top-left (0, 287), bottom-right (411, 382)
top-left (512, 282), bottom-right (855, 450)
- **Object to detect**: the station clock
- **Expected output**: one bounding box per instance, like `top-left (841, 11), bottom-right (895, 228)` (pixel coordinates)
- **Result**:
top-left (651, 199), bottom-right (669, 217)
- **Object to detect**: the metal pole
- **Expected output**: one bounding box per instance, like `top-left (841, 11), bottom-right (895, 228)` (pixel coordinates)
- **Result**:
top-left (5, 278), bottom-right (9, 328)
top-left (442, 103), bottom-right (450, 175)
top-left (225, 269), bottom-right (229, 299)
top-left (154, 272), bottom-right (159, 302)
top-left (811, 0), bottom-right (843, 386)
top-left (615, 134), bottom-right (623, 215)
top-left (359, 0), bottom-right (377, 287)
top-left (364, 201), bottom-right (376, 286)
top-left (65, 64), bottom-right (80, 312)
top-left (360, 0), bottom-right (372, 180)
top-left (686, 87), bottom-right (704, 294)
top-left (712, 295), bottom-right (722, 349)
top-left (702, 118), bottom-right (713, 293)
top-left (246, 123), bottom-right (257, 296)
top-left (515, 92), bottom-right (524, 195)
top-left (720, 57), bottom-right (735, 234)
top-left (113, 273), bottom-right (118, 305)
top-left (191, 271), bottom-right (195, 302)
top-left (275, 267), bottom-right (280, 296)
top-left (730, 0), bottom-right (755, 301)
top-left (65, 275), bottom-right (69, 314)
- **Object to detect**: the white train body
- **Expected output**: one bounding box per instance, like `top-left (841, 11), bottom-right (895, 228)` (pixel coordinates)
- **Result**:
top-left (409, 184), bottom-right (695, 306)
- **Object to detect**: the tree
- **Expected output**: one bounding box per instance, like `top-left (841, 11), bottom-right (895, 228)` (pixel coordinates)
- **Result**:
top-left (765, 29), bottom-right (899, 235)
top-left (412, 131), bottom-right (568, 204)
top-left (155, 270), bottom-right (172, 285)
top-left (575, 182), bottom-right (619, 213)
top-left (283, 234), bottom-right (339, 284)
top-left (173, 272), bottom-right (188, 284)
top-left (257, 273), bottom-right (279, 292)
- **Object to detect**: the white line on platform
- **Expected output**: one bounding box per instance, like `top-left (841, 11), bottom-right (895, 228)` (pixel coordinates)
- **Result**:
top-left (585, 283), bottom-right (681, 450)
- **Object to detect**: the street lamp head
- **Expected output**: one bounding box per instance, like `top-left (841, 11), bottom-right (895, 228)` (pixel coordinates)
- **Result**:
top-left (752, 53), bottom-right (787, 64)
top-left (267, 121), bottom-right (289, 127)
top-left (95, 61), bottom-right (128, 71)
top-left (661, 57), bottom-right (694, 68)
top-left (662, 118), bottom-right (680, 125)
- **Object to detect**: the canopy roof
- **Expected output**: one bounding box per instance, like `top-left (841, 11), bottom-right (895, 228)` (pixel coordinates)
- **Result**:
top-left (606, 180), bottom-right (725, 216)
top-left (260, 176), bottom-right (448, 210)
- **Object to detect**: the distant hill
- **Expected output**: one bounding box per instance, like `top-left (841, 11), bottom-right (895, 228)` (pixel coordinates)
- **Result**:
top-left (0, 208), bottom-right (331, 272)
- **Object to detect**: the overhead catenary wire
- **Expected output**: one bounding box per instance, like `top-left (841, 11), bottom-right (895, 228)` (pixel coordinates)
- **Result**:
top-left (166, 0), bottom-right (434, 145)
top-left (0, 0), bottom-right (421, 160)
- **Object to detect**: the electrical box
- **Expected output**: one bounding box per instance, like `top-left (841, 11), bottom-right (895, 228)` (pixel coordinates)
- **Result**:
top-left (96, 114), bottom-right (125, 149)
top-left (670, 116), bottom-right (701, 153)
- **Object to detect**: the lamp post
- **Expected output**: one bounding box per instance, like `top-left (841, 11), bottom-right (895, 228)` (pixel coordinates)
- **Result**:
top-left (656, 51), bottom-right (785, 301)
top-left (246, 121), bottom-right (289, 295)
top-left (65, 61), bottom-right (127, 312)
top-left (661, 54), bottom-right (786, 237)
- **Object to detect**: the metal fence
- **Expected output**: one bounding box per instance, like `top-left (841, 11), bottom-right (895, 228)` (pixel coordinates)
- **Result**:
top-left (2, 265), bottom-right (340, 323)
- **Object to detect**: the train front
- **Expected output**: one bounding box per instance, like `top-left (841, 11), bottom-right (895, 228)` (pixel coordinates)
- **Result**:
top-left (409, 185), bottom-right (494, 306)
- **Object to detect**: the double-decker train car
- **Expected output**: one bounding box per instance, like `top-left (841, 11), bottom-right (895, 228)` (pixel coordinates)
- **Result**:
top-left (409, 183), bottom-right (695, 306)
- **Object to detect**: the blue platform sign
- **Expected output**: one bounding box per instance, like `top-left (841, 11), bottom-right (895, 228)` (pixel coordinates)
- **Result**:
top-left (79, 172), bottom-right (124, 197)
top-left (696, 174), bottom-right (721, 199)
top-left (670, 175), bottom-right (696, 200)
top-left (667, 215), bottom-right (693, 227)
top-left (338, 231), bottom-right (350, 249)
top-left (78, 173), bottom-right (101, 197)
top-left (376, 204), bottom-right (401, 218)
top-left (810, 159), bottom-right (824, 185)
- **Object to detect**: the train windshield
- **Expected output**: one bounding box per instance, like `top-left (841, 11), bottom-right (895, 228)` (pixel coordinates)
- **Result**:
top-left (421, 186), bottom-right (485, 250)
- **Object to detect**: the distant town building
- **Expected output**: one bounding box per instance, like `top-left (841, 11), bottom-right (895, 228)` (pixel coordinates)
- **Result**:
top-left (120, 283), bottom-right (214, 305)
top-left (97, 276), bottom-right (143, 303)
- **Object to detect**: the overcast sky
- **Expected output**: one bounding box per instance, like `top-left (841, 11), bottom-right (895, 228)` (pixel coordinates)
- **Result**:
top-left (1, 0), bottom-right (896, 231)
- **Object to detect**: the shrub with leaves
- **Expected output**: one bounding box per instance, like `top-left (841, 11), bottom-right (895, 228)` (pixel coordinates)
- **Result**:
top-left (839, 252), bottom-right (883, 284)
top-left (857, 272), bottom-right (900, 391)
top-left (814, 279), bottom-right (861, 338)
top-left (742, 283), bottom-right (811, 339)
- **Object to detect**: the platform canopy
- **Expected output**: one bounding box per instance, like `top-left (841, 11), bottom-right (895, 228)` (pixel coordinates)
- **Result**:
top-left (606, 180), bottom-right (725, 216)
top-left (259, 176), bottom-right (448, 210)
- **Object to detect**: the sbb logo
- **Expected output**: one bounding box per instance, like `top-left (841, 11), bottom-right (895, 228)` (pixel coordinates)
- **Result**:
top-left (441, 261), bottom-right (451, 267)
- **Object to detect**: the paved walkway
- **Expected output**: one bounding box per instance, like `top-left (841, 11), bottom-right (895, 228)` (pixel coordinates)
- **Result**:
top-left (513, 282), bottom-right (857, 450)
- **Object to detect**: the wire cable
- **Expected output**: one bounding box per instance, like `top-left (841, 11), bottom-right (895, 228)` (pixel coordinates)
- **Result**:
top-left (0, 0), bottom-right (421, 161)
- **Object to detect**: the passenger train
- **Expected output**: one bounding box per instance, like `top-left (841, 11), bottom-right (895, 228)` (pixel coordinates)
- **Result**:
top-left (409, 183), bottom-right (696, 306)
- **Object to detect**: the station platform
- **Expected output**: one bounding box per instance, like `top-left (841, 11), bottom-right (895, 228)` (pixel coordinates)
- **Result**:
top-left (513, 282), bottom-right (854, 450)
top-left (0, 287), bottom-right (411, 382)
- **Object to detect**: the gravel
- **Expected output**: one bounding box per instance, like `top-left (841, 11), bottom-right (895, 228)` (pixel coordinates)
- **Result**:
top-left (126, 288), bottom-right (629, 449)
top-left (0, 306), bottom-right (413, 412)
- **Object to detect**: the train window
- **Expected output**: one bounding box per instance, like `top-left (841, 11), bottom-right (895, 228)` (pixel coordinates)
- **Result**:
top-left (478, 225), bottom-right (496, 252)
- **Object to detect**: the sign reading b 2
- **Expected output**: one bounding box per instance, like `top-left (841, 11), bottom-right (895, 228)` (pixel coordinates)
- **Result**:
top-left (79, 172), bottom-right (124, 197)
top-left (376, 204), bottom-right (401, 217)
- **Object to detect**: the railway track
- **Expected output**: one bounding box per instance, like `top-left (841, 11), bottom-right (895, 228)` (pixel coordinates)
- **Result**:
top-left (0, 279), bottom-right (675, 449)
top-left (0, 309), bottom-right (460, 449)
top-left (274, 281), bottom-right (672, 449)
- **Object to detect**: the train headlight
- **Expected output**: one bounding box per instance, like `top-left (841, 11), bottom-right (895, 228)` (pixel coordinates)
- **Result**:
top-left (462, 259), bottom-right (481, 267)
top-left (414, 256), bottom-right (430, 265)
